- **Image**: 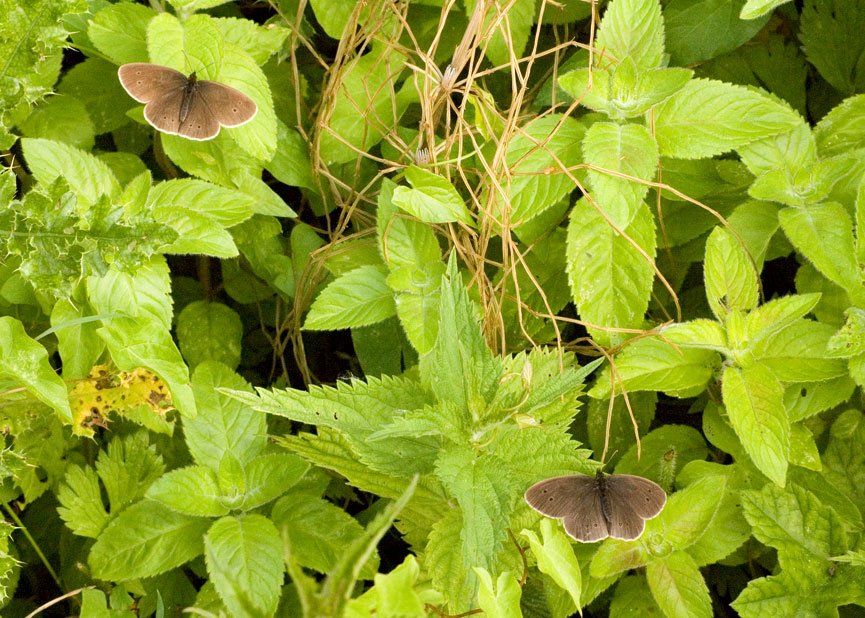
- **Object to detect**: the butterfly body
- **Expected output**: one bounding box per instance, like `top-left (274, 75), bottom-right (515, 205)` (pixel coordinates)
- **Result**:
top-left (118, 63), bottom-right (257, 141)
top-left (525, 470), bottom-right (666, 542)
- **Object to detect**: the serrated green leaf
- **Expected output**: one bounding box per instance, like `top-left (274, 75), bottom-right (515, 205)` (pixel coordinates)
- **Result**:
top-left (148, 180), bottom-right (255, 228)
top-left (583, 122), bottom-right (659, 228)
top-left (240, 453), bottom-right (308, 510)
top-left (753, 320), bottom-right (846, 382)
top-left (609, 575), bottom-right (663, 617)
top-left (392, 166), bottom-right (474, 226)
top-left (815, 94), bottom-right (865, 158)
top-left (744, 293), bottom-right (821, 345)
top-left (566, 198), bottom-right (656, 347)
top-left (22, 138), bottom-right (120, 204)
top-left (705, 226), bottom-right (759, 320)
top-left (176, 301), bottom-right (242, 372)
top-left (785, 376), bottom-right (857, 422)
top-left (654, 79), bottom-right (800, 159)
top-left (615, 424), bottom-right (708, 488)
top-left (377, 178), bottom-right (442, 270)
top-left (660, 320), bottom-right (728, 352)
top-left (721, 364), bottom-right (789, 486)
top-left (304, 265), bottom-right (396, 330)
top-left (740, 0), bottom-right (793, 19)
top-left (96, 431), bottom-right (165, 515)
top-left (596, 0), bottom-right (664, 70)
top-left (88, 2), bottom-right (153, 64)
top-left (57, 465), bottom-right (110, 538)
top-left (146, 466), bottom-right (227, 517)
top-left (646, 551), bottom-right (711, 618)
top-left (89, 500), bottom-right (211, 580)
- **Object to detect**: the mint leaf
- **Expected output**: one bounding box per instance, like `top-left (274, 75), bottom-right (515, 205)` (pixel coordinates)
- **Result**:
top-left (145, 466), bottom-right (228, 517)
top-left (705, 226), bottom-right (759, 320)
top-left (800, 0), bottom-right (865, 95)
top-left (596, 0), bottom-right (665, 70)
top-left (646, 551), bottom-right (711, 618)
top-left (392, 166), bottom-right (474, 226)
top-left (304, 265), bottom-right (396, 330)
top-left (521, 519), bottom-right (582, 609)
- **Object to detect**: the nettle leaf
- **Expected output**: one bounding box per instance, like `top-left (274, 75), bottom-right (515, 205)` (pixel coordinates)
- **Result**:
top-left (800, 0), bottom-right (865, 95)
top-left (521, 519), bottom-right (582, 609)
top-left (0, 317), bottom-right (72, 424)
top-left (779, 202), bottom-right (865, 306)
top-left (499, 114), bottom-right (585, 223)
top-left (146, 466), bottom-right (228, 517)
top-left (646, 551), bottom-right (712, 618)
top-left (22, 138), bottom-right (120, 203)
top-left (654, 79), bottom-right (800, 159)
top-left (590, 332), bottom-right (720, 399)
top-left (319, 46), bottom-right (407, 165)
top-left (304, 265), bottom-right (396, 330)
top-left (89, 500), bottom-right (211, 581)
top-left (596, 0), bottom-right (665, 70)
top-left (186, 361), bottom-right (266, 471)
top-left (271, 492), bottom-right (379, 579)
top-left (392, 166), bottom-right (474, 226)
top-left (435, 446), bottom-right (517, 574)
top-left (566, 198), bottom-right (656, 347)
top-left (583, 122), bottom-right (659, 228)
top-left (704, 226), bottom-right (759, 321)
top-left (426, 508), bottom-right (474, 613)
top-left (721, 364), bottom-right (789, 486)
top-left (205, 515), bottom-right (283, 618)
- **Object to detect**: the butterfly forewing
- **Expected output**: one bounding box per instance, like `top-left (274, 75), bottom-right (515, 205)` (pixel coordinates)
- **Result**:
top-left (143, 91), bottom-right (184, 137)
top-left (524, 475), bottom-right (599, 519)
top-left (118, 63), bottom-right (187, 103)
top-left (176, 86), bottom-right (221, 140)
top-left (197, 80), bottom-right (257, 128)
top-left (563, 487), bottom-right (609, 542)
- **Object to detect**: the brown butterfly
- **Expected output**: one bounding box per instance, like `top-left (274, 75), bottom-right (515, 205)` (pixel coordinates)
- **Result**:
top-left (525, 470), bottom-right (666, 542)
top-left (118, 63), bottom-right (257, 141)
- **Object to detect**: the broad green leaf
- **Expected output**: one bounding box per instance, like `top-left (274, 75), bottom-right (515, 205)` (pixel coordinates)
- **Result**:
top-left (216, 17), bottom-right (288, 65)
top-left (304, 265), bottom-right (396, 330)
top-left (660, 320), bottom-right (728, 352)
top-left (779, 203), bottom-right (865, 305)
top-left (392, 166), bottom-right (474, 226)
top-left (19, 94), bottom-right (95, 150)
top-left (145, 466), bottom-right (229, 517)
top-left (220, 43), bottom-right (277, 161)
top-left (609, 575), bottom-right (664, 617)
top-left (704, 226), bottom-right (759, 321)
top-left (590, 336), bottom-right (720, 399)
top-left (785, 376), bottom-right (857, 423)
top-left (240, 453), bottom-right (308, 510)
top-left (521, 519), bottom-right (582, 609)
top-left (152, 206), bottom-right (238, 258)
top-left (435, 446), bottom-right (516, 573)
top-left (737, 123), bottom-right (815, 184)
top-left (741, 0), bottom-right (793, 19)
top-left (732, 567), bottom-right (865, 618)
top-left (88, 2), bottom-right (154, 64)
top-left (596, 0), bottom-right (665, 70)
top-left (474, 568), bottom-right (522, 618)
top-left (271, 492), bottom-right (379, 579)
top-left (206, 515), bottom-right (283, 617)
top-left (664, 0), bottom-right (770, 65)
top-left (615, 424), bottom-right (709, 488)
top-left (319, 47), bottom-right (407, 165)
top-left (814, 94), bottom-right (865, 157)
top-left (822, 410), bottom-right (865, 526)
top-left (308, 0), bottom-right (366, 39)
top-left (177, 301), bottom-right (242, 372)
top-left (471, 0), bottom-right (535, 66)
top-left (721, 364), bottom-right (789, 486)
top-left (789, 424), bottom-right (821, 471)
top-left (377, 178), bottom-right (442, 270)
top-left (753, 320), bottom-right (846, 382)
top-left (566, 198), bottom-right (656, 347)
top-left (185, 361), bottom-right (266, 470)
top-left (373, 555), bottom-right (428, 617)
top-left (58, 57), bottom-right (132, 135)
top-left (654, 79), bottom-right (800, 159)
top-left (148, 180), bottom-right (255, 228)
top-left (651, 475), bottom-right (725, 549)
top-left (89, 500), bottom-right (211, 580)
top-left (499, 114), bottom-right (585, 223)
top-left (646, 551), bottom-right (712, 618)
top-left (266, 121), bottom-right (314, 190)
top-left (828, 306), bottom-right (865, 357)
top-left (426, 508), bottom-right (474, 613)
top-left (22, 138), bottom-right (120, 204)
top-left (583, 122), bottom-right (659, 228)
top-left (0, 316), bottom-right (73, 425)
top-left (800, 0), bottom-right (865, 95)
top-left (744, 293), bottom-right (821, 345)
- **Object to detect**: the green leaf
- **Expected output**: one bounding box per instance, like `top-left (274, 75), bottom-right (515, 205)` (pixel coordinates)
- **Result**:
top-left (566, 198), bottom-right (656, 347)
top-left (785, 376), bottom-right (857, 422)
top-left (57, 465), bottom-right (110, 538)
top-left (609, 575), bottom-right (664, 617)
top-left (22, 138), bottom-right (120, 204)
top-left (303, 265), bottom-right (396, 330)
top-left (265, 121), bottom-right (314, 190)
top-left (664, 0), bottom-right (770, 65)
top-left (583, 122), bottom-right (659, 228)
top-left (377, 178), bottom-right (442, 270)
top-left (271, 492), bottom-right (379, 578)
top-left (499, 114), bottom-right (585, 223)
top-left (660, 319), bottom-right (728, 352)
top-left (814, 94), bottom-right (865, 157)
top-left (426, 508), bottom-right (474, 613)
top-left (392, 166), bottom-right (474, 226)
top-left (177, 301), bottom-right (242, 372)
top-left (89, 500), bottom-right (211, 581)
top-left (615, 424), bottom-right (709, 488)
top-left (652, 475), bottom-right (726, 549)
top-left (821, 410), bottom-right (865, 529)
top-left (240, 453), bottom-right (308, 510)
top-left (800, 0), bottom-right (865, 95)
top-left (779, 203), bottom-right (865, 305)
top-left (205, 515), bottom-right (283, 618)
top-left (19, 94), bottom-right (95, 150)
top-left (744, 293), bottom-right (822, 345)
top-left (472, 0), bottom-right (535, 66)
top-left (521, 519), bottom-right (582, 609)
top-left (319, 47), bottom-right (407, 165)
top-left (721, 364), bottom-right (789, 486)
top-left (148, 180), bottom-right (255, 228)
top-left (88, 2), bottom-right (153, 64)
top-left (474, 568), bottom-right (522, 618)
top-left (596, 0), bottom-right (665, 70)
top-left (705, 226), bottom-right (759, 320)
top-left (1, 316), bottom-right (72, 424)
top-left (740, 0), bottom-right (794, 19)
top-left (732, 567), bottom-right (865, 618)
top-left (96, 431), bottom-right (166, 515)
top-left (654, 79), bottom-right (800, 159)
top-left (145, 466), bottom-right (228, 517)
top-left (185, 361), bottom-right (266, 470)
top-left (646, 551), bottom-right (712, 618)
top-left (435, 446), bottom-right (517, 573)
top-left (752, 320), bottom-right (845, 382)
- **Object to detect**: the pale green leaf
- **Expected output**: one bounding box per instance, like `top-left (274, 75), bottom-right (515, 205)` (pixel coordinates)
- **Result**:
top-left (521, 519), bottom-right (582, 609)
top-left (474, 568), bottom-right (522, 618)
top-left (22, 138), bottom-right (120, 204)
top-left (704, 226), bottom-right (759, 320)
top-left (646, 551), bottom-right (711, 618)
top-left (304, 265), bottom-right (396, 330)
top-left (145, 466), bottom-right (229, 517)
top-left (741, 0), bottom-right (793, 19)
top-left (88, 2), bottom-right (154, 64)
top-left (596, 0), bottom-right (665, 70)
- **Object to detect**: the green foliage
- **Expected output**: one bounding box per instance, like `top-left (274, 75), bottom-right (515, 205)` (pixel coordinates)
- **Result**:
top-left (2, 0), bottom-right (865, 615)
